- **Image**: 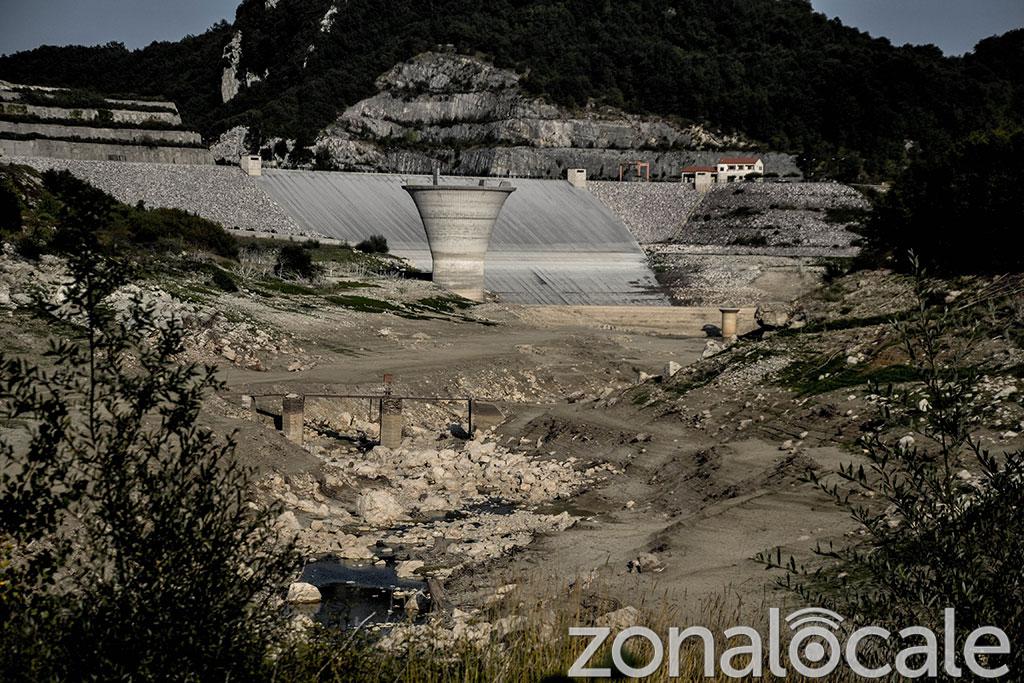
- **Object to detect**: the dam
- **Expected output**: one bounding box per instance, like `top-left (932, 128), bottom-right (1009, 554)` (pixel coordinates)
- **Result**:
top-left (256, 169), bottom-right (666, 306)
top-left (2, 157), bottom-right (666, 306)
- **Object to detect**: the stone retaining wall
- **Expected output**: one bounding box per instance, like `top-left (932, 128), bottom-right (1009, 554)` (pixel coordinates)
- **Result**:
top-left (1, 139), bottom-right (211, 164)
top-left (0, 102), bottom-right (181, 126)
top-left (0, 121), bottom-right (202, 145)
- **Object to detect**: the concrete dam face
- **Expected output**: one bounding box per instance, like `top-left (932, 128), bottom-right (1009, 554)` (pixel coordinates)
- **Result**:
top-left (256, 170), bottom-right (666, 306)
top-left (403, 183), bottom-right (515, 301)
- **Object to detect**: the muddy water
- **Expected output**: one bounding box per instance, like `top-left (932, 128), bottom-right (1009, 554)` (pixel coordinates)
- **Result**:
top-left (298, 559), bottom-right (429, 628)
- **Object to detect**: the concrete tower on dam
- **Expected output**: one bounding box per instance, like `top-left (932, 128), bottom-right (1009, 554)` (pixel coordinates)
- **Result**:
top-left (403, 179), bottom-right (515, 301)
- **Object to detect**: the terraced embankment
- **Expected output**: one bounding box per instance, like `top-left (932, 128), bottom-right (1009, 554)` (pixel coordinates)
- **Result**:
top-left (591, 181), bottom-right (873, 306)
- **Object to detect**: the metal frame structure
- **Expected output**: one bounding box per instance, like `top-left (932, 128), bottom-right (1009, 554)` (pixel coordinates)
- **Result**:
top-left (247, 391), bottom-right (475, 438)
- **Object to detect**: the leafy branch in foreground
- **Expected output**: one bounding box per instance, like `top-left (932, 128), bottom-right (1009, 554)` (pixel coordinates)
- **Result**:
top-left (0, 199), bottom-right (295, 680)
top-left (756, 258), bottom-right (1024, 674)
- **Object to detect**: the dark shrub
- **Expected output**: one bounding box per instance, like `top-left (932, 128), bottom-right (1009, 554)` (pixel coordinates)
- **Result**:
top-left (274, 243), bottom-right (320, 280)
top-left (39, 169), bottom-right (238, 259)
top-left (133, 208), bottom-right (239, 258)
top-left (211, 267), bottom-right (238, 292)
top-left (729, 234), bottom-right (769, 247)
top-left (273, 139), bottom-right (289, 159)
top-left (0, 182), bottom-right (21, 235)
top-left (759, 269), bottom-right (1024, 673)
top-left (356, 234), bottom-right (389, 254)
top-left (0, 205), bottom-right (293, 681)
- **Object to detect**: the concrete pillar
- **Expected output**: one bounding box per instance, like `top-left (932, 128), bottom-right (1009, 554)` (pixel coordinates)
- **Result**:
top-left (720, 308), bottom-right (740, 338)
top-left (380, 398), bottom-right (404, 449)
top-left (241, 394), bottom-right (257, 421)
top-left (403, 182), bottom-right (516, 301)
top-left (240, 155), bottom-right (262, 177)
top-left (566, 168), bottom-right (587, 189)
top-left (282, 393), bottom-right (305, 444)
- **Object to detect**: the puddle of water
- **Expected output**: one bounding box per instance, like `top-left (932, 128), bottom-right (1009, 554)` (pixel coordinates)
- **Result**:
top-left (413, 497), bottom-right (518, 524)
top-left (532, 499), bottom-right (597, 518)
top-left (298, 559), bottom-right (429, 628)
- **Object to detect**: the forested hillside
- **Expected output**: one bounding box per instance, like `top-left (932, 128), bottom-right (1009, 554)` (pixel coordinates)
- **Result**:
top-left (2, 0), bottom-right (1021, 181)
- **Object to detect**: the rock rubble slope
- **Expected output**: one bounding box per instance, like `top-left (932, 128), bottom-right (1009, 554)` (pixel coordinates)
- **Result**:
top-left (7, 157), bottom-right (302, 236)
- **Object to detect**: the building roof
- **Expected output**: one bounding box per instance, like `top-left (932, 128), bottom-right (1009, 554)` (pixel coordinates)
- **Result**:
top-left (718, 156), bottom-right (761, 165)
top-left (682, 165), bottom-right (717, 173)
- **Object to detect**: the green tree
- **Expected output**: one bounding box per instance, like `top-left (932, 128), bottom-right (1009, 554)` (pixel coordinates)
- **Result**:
top-left (758, 263), bottom-right (1023, 675)
top-left (355, 234), bottom-right (389, 254)
top-left (863, 130), bottom-right (1024, 274)
top-left (0, 196), bottom-right (294, 680)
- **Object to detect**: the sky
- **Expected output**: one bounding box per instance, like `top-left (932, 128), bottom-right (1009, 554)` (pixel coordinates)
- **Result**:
top-left (0, 0), bottom-right (239, 56)
top-left (811, 0), bottom-right (1024, 55)
top-left (1, 0), bottom-right (1023, 57)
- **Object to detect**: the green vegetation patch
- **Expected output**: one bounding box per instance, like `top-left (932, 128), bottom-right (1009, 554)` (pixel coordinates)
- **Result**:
top-left (413, 295), bottom-right (476, 313)
top-left (325, 280), bottom-right (378, 291)
top-left (13, 86), bottom-right (178, 113)
top-left (1, 166), bottom-right (238, 260)
top-left (257, 280), bottom-right (317, 296)
top-left (775, 312), bottom-right (908, 337)
top-left (0, 131), bottom-right (204, 149)
top-left (777, 354), bottom-right (920, 396)
top-left (324, 292), bottom-right (493, 324)
top-left (324, 294), bottom-right (406, 315)
top-left (729, 234), bottom-right (769, 247)
top-left (724, 206), bottom-right (763, 219)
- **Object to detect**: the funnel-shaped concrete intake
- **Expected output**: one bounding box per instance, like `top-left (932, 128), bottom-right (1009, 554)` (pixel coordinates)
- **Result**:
top-left (403, 183), bottom-right (515, 301)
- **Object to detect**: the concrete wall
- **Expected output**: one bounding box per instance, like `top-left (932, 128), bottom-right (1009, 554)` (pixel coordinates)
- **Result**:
top-left (0, 102), bottom-right (182, 127)
top-left (360, 146), bottom-right (801, 181)
top-left (0, 139), bottom-right (212, 165)
top-left (240, 155), bottom-right (263, 176)
top-left (566, 168), bottom-right (587, 188)
top-left (0, 121), bottom-right (202, 145)
top-left (525, 305), bottom-right (757, 337)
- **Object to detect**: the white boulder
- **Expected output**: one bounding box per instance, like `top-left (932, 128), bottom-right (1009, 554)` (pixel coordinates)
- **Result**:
top-left (357, 489), bottom-right (405, 526)
top-left (286, 582), bottom-right (322, 604)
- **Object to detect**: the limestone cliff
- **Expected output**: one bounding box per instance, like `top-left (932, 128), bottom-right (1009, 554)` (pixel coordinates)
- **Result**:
top-left (309, 53), bottom-right (799, 180)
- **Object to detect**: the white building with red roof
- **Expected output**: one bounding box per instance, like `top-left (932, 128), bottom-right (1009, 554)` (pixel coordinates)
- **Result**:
top-left (717, 156), bottom-right (764, 182)
top-left (682, 156), bottom-right (764, 191)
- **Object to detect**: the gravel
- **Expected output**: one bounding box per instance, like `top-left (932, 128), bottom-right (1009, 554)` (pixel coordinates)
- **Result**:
top-left (591, 180), bottom-right (868, 250)
top-left (8, 157), bottom-right (302, 235)
top-left (682, 182), bottom-right (870, 249)
top-left (589, 180), bottom-right (704, 243)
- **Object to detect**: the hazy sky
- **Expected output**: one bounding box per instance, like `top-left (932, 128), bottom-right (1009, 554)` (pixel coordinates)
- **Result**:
top-left (1, 0), bottom-right (1022, 57)
top-left (811, 0), bottom-right (1024, 55)
top-left (0, 0), bottom-right (239, 56)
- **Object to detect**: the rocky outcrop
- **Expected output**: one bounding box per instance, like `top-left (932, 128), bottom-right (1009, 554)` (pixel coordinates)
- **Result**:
top-left (755, 302), bottom-right (807, 330)
top-left (678, 183), bottom-right (869, 251)
top-left (209, 125), bottom-right (249, 163)
top-left (314, 52), bottom-right (795, 179)
top-left (221, 32), bottom-right (244, 104)
top-left (356, 489), bottom-right (406, 526)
